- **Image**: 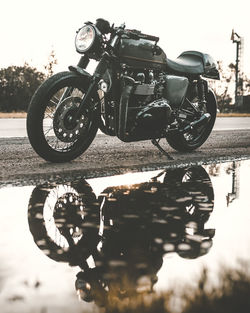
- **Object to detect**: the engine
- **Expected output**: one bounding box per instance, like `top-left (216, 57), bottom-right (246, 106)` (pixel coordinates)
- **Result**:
top-left (106, 67), bottom-right (190, 142)
top-left (125, 70), bottom-right (172, 132)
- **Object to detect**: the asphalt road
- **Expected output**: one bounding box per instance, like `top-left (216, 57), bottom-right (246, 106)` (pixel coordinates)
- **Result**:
top-left (0, 117), bottom-right (249, 186)
top-left (0, 117), bottom-right (250, 137)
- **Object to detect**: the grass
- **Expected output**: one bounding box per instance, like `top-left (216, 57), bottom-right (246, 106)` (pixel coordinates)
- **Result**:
top-left (180, 262), bottom-right (250, 313)
top-left (83, 261), bottom-right (250, 313)
top-left (217, 113), bottom-right (250, 117)
top-left (0, 112), bottom-right (27, 118)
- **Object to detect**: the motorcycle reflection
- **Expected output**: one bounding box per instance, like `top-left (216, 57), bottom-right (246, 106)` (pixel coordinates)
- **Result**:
top-left (28, 166), bottom-right (215, 307)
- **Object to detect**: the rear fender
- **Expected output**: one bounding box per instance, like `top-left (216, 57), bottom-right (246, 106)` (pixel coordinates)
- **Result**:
top-left (207, 88), bottom-right (217, 114)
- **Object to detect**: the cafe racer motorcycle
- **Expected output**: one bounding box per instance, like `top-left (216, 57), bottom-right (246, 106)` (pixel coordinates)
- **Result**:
top-left (27, 18), bottom-right (220, 163)
top-left (27, 166), bottom-right (215, 305)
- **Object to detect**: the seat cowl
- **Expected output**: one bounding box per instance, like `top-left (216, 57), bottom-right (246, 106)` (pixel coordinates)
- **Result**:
top-left (167, 51), bottom-right (220, 79)
top-left (167, 51), bottom-right (204, 75)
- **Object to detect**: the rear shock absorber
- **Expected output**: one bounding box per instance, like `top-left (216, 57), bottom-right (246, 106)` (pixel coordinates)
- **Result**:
top-left (197, 78), bottom-right (208, 109)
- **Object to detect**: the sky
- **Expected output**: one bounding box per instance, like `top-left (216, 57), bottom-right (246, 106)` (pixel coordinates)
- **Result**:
top-left (1, 0), bottom-right (250, 75)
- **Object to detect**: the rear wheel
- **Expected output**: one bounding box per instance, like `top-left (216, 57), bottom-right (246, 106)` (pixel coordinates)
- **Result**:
top-left (163, 166), bottom-right (214, 223)
top-left (27, 71), bottom-right (99, 162)
top-left (166, 89), bottom-right (217, 152)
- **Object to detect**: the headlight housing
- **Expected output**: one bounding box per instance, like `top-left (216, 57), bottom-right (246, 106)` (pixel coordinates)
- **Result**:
top-left (75, 25), bottom-right (96, 53)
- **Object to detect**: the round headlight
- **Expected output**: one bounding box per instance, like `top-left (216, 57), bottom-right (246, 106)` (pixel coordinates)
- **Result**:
top-left (75, 25), bottom-right (95, 53)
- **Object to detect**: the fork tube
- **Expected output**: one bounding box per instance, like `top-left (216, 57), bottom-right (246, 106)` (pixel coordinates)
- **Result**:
top-left (75, 52), bottom-right (111, 120)
top-left (77, 55), bottom-right (90, 69)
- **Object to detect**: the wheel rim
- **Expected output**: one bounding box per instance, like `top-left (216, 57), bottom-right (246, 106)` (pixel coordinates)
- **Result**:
top-left (42, 86), bottom-right (94, 152)
top-left (43, 184), bottom-right (85, 249)
top-left (183, 121), bottom-right (208, 144)
top-left (182, 100), bottom-right (213, 146)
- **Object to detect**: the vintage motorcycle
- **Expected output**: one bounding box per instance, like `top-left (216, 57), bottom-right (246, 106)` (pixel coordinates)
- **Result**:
top-left (27, 166), bottom-right (215, 306)
top-left (27, 18), bottom-right (220, 163)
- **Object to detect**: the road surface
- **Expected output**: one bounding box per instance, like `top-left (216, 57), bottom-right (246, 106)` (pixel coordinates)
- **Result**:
top-left (0, 117), bottom-right (250, 137)
top-left (0, 117), bottom-right (249, 186)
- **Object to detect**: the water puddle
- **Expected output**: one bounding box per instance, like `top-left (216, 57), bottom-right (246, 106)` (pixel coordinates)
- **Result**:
top-left (0, 160), bottom-right (250, 312)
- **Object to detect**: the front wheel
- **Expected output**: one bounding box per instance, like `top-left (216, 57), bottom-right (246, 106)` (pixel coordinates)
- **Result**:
top-left (27, 71), bottom-right (99, 162)
top-left (166, 89), bottom-right (217, 152)
top-left (28, 179), bottom-right (99, 263)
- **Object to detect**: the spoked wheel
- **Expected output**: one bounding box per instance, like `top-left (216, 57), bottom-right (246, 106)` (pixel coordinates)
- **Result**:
top-left (27, 71), bottom-right (99, 162)
top-left (28, 180), bottom-right (99, 263)
top-left (164, 166), bottom-right (214, 223)
top-left (166, 90), bottom-right (217, 152)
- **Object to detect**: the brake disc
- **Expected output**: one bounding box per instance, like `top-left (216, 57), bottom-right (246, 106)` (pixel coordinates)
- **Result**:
top-left (53, 97), bottom-right (90, 143)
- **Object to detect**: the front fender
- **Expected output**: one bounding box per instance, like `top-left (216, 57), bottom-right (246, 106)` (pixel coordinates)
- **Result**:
top-left (68, 65), bottom-right (92, 80)
top-left (69, 65), bottom-right (102, 106)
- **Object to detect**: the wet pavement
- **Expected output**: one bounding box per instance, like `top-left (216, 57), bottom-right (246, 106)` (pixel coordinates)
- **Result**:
top-left (0, 159), bottom-right (250, 312)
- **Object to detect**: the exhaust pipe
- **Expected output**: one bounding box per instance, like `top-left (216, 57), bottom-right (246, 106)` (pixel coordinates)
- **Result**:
top-left (180, 113), bottom-right (211, 134)
top-left (117, 76), bottom-right (135, 142)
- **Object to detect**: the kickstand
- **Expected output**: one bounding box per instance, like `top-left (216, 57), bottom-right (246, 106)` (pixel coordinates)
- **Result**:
top-left (151, 138), bottom-right (174, 160)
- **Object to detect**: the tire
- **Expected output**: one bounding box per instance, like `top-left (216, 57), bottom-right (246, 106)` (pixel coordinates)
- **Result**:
top-left (28, 180), bottom-right (99, 263)
top-left (27, 71), bottom-right (99, 162)
top-left (166, 89), bottom-right (217, 152)
top-left (163, 166), bottom-right (214, 224)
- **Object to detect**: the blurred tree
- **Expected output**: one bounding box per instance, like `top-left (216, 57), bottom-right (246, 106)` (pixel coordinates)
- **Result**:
top-left (211, 61), bottom-right (250, 112)
top-left (44, 49), bottom-right (58, 77)
top-left (0, 63), bottom-right (46, 112)
top-left (209, 61), bottom-right (234, 112)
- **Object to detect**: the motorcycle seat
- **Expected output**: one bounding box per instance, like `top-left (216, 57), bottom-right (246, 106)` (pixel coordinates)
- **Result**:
top-left (166, 51), bottom-right (205, 75)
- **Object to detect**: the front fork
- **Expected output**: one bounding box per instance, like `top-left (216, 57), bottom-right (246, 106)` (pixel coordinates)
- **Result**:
top-left (74, 52), bottom-right (111, 120)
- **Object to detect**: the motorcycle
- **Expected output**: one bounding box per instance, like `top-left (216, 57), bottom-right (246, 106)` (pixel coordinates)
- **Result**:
top-left (27, 166), bottom-right (215, 306)
top-left (27, 18), bottom-right (220, 163)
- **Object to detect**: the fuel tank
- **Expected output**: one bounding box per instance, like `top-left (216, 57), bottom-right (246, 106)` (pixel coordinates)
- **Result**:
top-left (118, 37), bottom-right (167, 70)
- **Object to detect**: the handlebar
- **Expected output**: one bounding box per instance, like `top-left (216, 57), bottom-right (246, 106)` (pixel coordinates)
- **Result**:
top-left (126, 29), bottom-right (159, 43)
top-left (111, 26), bottom-right (159, 43)
top-left (121, 29), bottom-right (159, 43)
top-left (94, 19), bottom-right (159, 43)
